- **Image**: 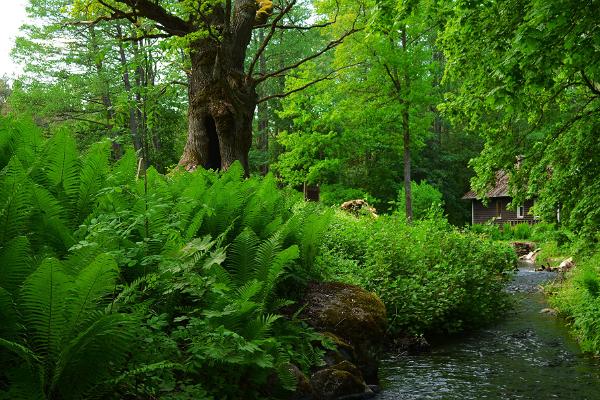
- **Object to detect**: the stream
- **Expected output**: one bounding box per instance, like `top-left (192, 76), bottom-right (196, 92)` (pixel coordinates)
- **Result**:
top-left (376, 262), bottom-right (600, 399)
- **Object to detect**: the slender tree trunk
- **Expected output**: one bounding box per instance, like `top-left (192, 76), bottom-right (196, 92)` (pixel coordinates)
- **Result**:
top-left (401, 28), bottom-right (413, 223)
top-left (132, 39), bottom-right (150, 166)
top-left (256, 30), bottom-right (269, 175)
top-left (89, 26), bottom-right (121, 158)
top-left (116, 25), bottom-right (143, 154)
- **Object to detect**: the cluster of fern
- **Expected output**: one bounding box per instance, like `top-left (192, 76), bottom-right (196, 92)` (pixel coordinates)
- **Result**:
top-left (0, 117), bottom-right (331, 399)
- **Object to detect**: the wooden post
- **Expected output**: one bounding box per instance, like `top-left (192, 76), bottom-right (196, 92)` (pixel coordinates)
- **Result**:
top-left (304, 183), bottom-right (320, 202)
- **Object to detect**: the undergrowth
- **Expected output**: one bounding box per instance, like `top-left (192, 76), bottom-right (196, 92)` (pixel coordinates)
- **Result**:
top-left (0, 117), bottom-right (331, 399)
top-left (317, 211), bottom-right (516, 335)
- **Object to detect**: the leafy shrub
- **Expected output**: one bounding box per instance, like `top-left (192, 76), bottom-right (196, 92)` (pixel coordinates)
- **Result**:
top-left (395, 181), bottom-right (445, 221)
top-left (0, 118), bottom-right (330, 399)
top-left (318, 212), bottom-right (515, 335)
top-left (512, 223), bottom-right (532, 240)
top-left (548, 252), bottom-right (600, 353)
top-left (468, 222), bottom-right (503, 241)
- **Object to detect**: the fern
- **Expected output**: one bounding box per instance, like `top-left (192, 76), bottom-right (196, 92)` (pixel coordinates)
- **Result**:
top-left (0, 236), bottom-right (32, 294)
top-left (76, 140), bottom-right (111, 223)
top-left (0, 158), bottom-right (32, 243)
top-left (228, 228), bottom-right (260, 285)
top-left (20, 258), bottom-right (71, 362)
top-left (29, 184), bottom-right (74, 252)
top-left (50, 313), bottom-right (136, 399)
top-left (44, 129), bottom-right (80, 207)
top-left (65, 254), bottom-right (119, 332)
top-left (0, 288), bottom-right (19, 339)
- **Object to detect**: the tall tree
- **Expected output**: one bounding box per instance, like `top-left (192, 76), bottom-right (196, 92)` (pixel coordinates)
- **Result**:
top-left (71, 0), bottom-right (358, 174)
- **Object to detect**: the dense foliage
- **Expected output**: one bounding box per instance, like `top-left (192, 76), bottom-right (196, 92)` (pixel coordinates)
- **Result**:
top-left (440, 0), bottom-right (600, 238)
top-left (317, 212), bottom-right (516, 335)
top-left (2, 0), bottom-right (600, 395)
top-left (0, 117), bottom-right (330, 399)
top-left (548, 252), bottom-right (600, 354)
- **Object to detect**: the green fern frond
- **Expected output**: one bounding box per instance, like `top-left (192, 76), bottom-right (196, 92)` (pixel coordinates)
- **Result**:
top-left (228, 228), bottom-right (260, 285)
top-left (66, 254), bottom-right (118, 332)
top-left (0, 288), bottom-right (19, 339)
top-left (20, 258), bottom-right (71, 361)
top-left (262, 245), bottom-right (299, 308)
top-left (0, 337), bottom-right (41, 370)
top-left (50, 313), bottom-right (136, 399)
top-left (77, 140), bottom-right (111, 223)
top-left (29, 184), bottom-right (74, 252)
top-left (106, 147), bottom-right (137, 187)
top-left (236, 279), bottom-right (263, 302)
top-left (0, 236), bottom-right (32, 294)
top-left (244, 313), bottom-right (281, 341)
top-left (0, 158), bottom-right (32, 243)
top-left (276, 362), bottom-right (298, 392)
top-left (254, 231), bottom-right (283, 283)
top-left (0, 117), bottom-right (43, 171)
top-left (108, 361), bottom-right (184, 385)
top-left (299, 210), bottom-right (332, 270)
top-left (0, 338), bottom-right (44, 399)
top-left (44, 129), bottom-right (80, 203)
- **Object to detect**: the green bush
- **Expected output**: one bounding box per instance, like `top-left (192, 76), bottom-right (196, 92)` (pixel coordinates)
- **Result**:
top-left (468, 222), bottom-right (503, 241)
top-left (548, 252), bottom-right (600, 353)
top-left (512, 223), bottom-right (532, 240)
top-left (318, 212), bottom-right (516, 335)
top-left (0, 118), bottom-right (330, 399)
top-left (395, 181), bottom-right (445, 221)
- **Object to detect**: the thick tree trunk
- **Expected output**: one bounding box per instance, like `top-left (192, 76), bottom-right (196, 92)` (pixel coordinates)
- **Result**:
top-left (178, 1), bottom-right (258, 175)
top-left (179, 48), bottom-right (256, 174)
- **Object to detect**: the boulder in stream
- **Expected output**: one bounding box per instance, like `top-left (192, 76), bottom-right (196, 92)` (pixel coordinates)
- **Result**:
top-left (310, 361), bottom-right (375, 400)
top-left (301, 282), bottom-right (387, 385)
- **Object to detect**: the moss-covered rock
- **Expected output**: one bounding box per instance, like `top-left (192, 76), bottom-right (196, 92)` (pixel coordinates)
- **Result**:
top-left (321, 332), bottom-right (357, 367)
top-left (302, 282), bottom-right (387, 384)
top-left (310, 361), bottom-right (374, 400)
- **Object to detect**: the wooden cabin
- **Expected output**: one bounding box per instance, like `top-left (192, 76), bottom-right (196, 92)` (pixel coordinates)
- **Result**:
top-left (463, 171), bottom-right (537, 225)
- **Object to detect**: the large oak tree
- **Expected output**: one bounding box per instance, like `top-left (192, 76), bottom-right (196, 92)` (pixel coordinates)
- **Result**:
top-left (75, 0), bottom-right (357, 174)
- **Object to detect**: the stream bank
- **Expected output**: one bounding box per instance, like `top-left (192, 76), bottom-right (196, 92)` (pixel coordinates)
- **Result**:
top-left (376, 262), bottom-right (600, 399)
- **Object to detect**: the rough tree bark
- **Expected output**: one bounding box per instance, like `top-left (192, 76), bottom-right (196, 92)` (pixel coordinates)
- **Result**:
top-left (177, 1), bottom-right (260, 173)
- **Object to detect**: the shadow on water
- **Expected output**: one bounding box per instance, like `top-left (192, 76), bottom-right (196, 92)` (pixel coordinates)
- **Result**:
top-left (377, 261), bottom-right (600, 400)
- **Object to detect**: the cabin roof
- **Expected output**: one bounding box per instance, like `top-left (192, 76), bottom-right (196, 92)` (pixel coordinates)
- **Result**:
top-left (462, 170), bottom-right (510, 200)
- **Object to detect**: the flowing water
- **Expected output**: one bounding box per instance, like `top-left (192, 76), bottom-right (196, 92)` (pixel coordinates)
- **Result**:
top-left (377, 262), bottom-right (600, 399)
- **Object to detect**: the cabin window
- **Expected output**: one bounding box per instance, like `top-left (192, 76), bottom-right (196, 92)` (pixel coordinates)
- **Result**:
top-left (517, 204), bottom-right (525, 219)
top-left (495, 200), bottom-right (502, 219)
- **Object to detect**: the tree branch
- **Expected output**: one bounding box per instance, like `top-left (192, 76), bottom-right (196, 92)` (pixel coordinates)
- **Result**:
top-left (257, 62), bottom-right (362, 103)
top-left (581, 70), bottom-right (600, 97)
top-left (254, 26), bottom-right (361, 84)
top-left (111, 0), bottom-right (190, 36)
top-left (248, 0), bottom-right (298, 77)
top-left (119, 32), bottom-right (172, 41)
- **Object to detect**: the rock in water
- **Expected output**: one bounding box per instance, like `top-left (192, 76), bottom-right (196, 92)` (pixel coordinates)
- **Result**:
top-left (301, 282), bottom-right (387, 384)
top-left (310, 361), bottom-right (375, 400)
top-left (558, 257), bottom-right (575, 272)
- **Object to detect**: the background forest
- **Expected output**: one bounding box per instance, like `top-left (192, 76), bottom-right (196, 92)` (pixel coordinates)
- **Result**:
top-left (1, 0), bottom-right (599, 399)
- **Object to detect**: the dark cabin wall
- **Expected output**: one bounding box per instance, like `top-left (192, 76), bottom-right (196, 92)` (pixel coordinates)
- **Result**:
top-left (472, 197), bottom-right (536, 224)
